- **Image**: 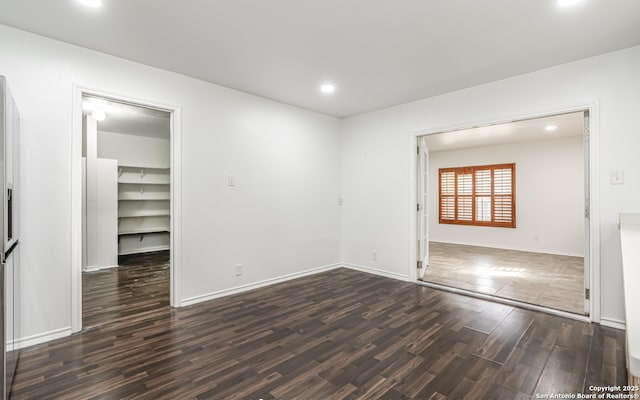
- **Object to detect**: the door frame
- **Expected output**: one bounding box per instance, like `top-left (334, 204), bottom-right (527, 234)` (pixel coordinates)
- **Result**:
top-left (407, 101), bottom-right (600, 323)
top-left (416, 137), bottom-right (430, 278)
top-left (70, 85), bottom-right (183, 333)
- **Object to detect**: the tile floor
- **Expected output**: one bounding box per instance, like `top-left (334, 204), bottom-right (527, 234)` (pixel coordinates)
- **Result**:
top-left (422, 242), bottom-right (586, 315)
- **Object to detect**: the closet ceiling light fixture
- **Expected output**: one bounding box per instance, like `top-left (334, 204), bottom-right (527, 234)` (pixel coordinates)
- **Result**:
top-left (320, 83), bottom-right (336, 94)
top-left (557, 0), bottom-right (583, 7)
top-left (92, 109), bottom-right (106, 121)
top-left (545, 125), bottom-right (557, 131)
top-left (83, 100), bottom-right (103, 111)
top-left (77, 0), bottom-right (102, 7)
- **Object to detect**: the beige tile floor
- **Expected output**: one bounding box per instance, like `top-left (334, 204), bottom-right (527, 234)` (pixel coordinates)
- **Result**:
top-left (422, 242), bottom-right (586, 315)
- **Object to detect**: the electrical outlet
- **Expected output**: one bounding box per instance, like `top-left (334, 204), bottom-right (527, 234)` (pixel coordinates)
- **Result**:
top-left (235, 264), bottom-right (243, 276)
top-left (372, 251), bottom-right (378, 261)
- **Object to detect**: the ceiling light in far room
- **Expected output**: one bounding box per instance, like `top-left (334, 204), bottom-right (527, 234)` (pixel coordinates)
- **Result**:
top-left (545, 125), bottom-right (557, 131)
top-left (320, 83), bottom-right (336, 94)
top-left (77, 0), bottom-right (102, 7)
top-left (557, 0), bottom-right (583, 7)
top-left (91, 109), bottom-right (106, 121)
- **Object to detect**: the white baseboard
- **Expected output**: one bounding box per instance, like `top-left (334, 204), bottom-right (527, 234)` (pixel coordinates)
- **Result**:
top-left (181, 263), bottom-right (342, 307)
top-left (341, 262), bottom-right (411, 282)
top-left (432, 240), bottom-right (584, 258)
top-left (600, 317), bottom-right (626, 330)
top-left (83, 264), bottom-right (118, 272)
top-left (13, 327), bottom-right (72, 350)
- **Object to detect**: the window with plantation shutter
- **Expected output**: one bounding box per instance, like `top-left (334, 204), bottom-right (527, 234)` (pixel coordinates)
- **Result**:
top-left (439, 163), bottom-right (515, 228)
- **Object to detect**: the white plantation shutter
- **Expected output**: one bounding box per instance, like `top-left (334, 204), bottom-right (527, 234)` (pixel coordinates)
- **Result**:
top-left (439, 164), bottom-right (515, 228)
top-left (457, 197), bottom-right (472, 221)
top-left (440, 172), bottom-right (455, 221)
top-left (457, 173), bottom-right (472, 221)
top-left (474, 169), bottom-right (492, 222)
top-left (457, 173), bottom-right (472, 194)
top-left (493, 167), bottom-right (513, 223)
top-left (494, 196), bottom-right (513, 223)
top-left (494, 168), bottom-right (512, 194)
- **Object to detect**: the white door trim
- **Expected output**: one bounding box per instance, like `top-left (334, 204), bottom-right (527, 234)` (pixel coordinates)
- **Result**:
top-left (416, 137), bottom-right (430, 278)
top-left (407, 101), bottom-right (600, 322)
top-left (71, 85), bottom-right (183, 333)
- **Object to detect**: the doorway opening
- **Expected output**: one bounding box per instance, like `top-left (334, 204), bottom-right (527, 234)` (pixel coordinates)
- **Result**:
top-left (80, 94), bottom-right (173, 328)
top-left (416, 110), bottom-right (591, 316)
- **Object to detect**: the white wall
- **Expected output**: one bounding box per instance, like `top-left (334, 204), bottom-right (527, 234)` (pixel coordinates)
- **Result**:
top-left (0, 25), bottom-right (341, 342)
top-left (428, 136), bottom-right (584, 257)
top-left (98, 131), bottom-right (169, 168)
top-left (342, 45), bottom-right (640, 324)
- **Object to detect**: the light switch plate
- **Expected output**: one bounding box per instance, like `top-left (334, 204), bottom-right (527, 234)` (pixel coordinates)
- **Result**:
top-left (610, 170), bottom-right (624, 185)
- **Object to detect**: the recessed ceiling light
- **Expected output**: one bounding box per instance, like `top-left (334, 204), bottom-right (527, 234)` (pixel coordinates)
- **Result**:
top-left (545, 125), bottom-right (557, 131)
top-left (77, 0), bottom-right (102, 7)
top-left (557, 0), bottom-right (583, 7)
top-left (92, 110), bottom-right (106, 121)
top-left (320, 83), bottom-right (336, 94)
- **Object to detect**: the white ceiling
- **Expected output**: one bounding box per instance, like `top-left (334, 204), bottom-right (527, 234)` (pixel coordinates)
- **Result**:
top-left (83, 96), bottom-right (170, 139)
top-left (2, 1), bottom-right (640, 118)
top-left (423, 111), bottom-right (584, 152)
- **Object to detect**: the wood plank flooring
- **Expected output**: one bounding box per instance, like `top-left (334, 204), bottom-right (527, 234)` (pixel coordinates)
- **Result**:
top-left (423, 242), bottom-right (585, 314)
top-left (82, 251), bottom-right (170, 328)
top-left (13, 268), bottom-right (625, 399)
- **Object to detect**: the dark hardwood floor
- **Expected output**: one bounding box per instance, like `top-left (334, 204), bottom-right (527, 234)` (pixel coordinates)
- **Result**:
top-left (12, 268), bottom-right (626, 399)
top-left (82, 251), bottom-right (170, 328)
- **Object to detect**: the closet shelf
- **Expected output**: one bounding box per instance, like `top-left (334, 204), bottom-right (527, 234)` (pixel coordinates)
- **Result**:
top-left (118, 162), bottom-right (170, 169)
top-left (118, 228), bottom-right (170, 235)
top-left (118, 194), bottom-right (171, 201)
top-left (118, 211), bottom-right (170, 218)
top-left (118, 199), bottom-right (169, 204)
top-left (117, 178), bottom-right (170, 185)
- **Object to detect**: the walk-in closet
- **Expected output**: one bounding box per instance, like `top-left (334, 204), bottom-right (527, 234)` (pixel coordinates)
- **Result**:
top-left (81, 95), bottom-right (171, 328)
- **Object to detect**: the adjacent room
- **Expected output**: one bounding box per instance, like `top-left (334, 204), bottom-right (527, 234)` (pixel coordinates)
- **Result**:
top-left (0, 0), bottom-right (639, 398)
top-left (419, 112), bottom-right (587, 315)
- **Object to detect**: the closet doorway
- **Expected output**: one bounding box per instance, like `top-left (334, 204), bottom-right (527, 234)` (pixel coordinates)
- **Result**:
top-left (79, 94), bottom-right (174, 329)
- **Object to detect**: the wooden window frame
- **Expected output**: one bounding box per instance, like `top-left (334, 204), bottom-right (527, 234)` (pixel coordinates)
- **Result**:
top-left (438, 163), bottom-right (516, 228)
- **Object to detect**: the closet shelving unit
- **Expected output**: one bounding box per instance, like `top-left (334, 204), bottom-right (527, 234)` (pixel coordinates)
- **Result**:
top-left (117, 162), bottom-right (170, 255)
